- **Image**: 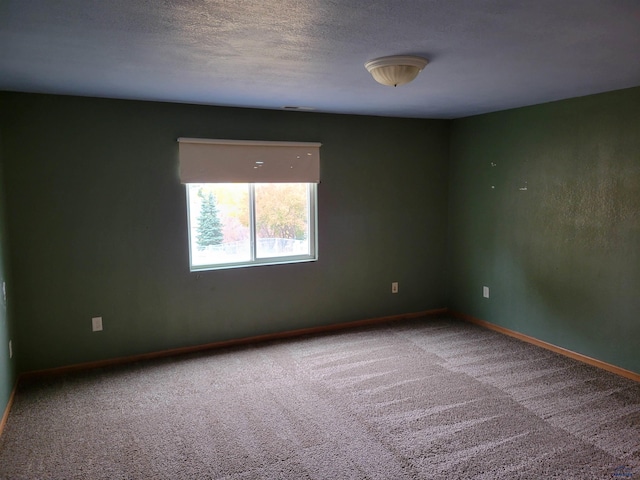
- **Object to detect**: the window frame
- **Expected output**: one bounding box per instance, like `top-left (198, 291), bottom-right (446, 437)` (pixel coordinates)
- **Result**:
top-left (186, 182), bottom-right (318, 272)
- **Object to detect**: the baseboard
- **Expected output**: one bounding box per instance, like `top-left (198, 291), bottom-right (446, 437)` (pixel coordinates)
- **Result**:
top-left (450, 310), bottom-right (640, 383)
top-left (22, 308), bottom-right (449, 379)
top-left (0, 380), bottom-right (18, 438)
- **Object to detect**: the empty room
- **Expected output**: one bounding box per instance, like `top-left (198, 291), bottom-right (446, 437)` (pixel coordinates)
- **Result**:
top-left (0, 1), bottom-right (639, 478)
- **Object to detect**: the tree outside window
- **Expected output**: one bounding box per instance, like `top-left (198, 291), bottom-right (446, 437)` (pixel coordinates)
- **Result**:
top-left (187, 183), bottom-right (316, 270)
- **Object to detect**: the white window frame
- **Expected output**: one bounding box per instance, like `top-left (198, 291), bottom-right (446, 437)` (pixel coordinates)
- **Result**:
top-left (186, 182), bottom-right (318, 271)
top-left (178, 138), bottom-right (321, 272)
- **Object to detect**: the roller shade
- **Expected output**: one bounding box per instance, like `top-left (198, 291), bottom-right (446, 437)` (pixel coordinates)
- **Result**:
top-left (178, 138), bottom-right (321, 183)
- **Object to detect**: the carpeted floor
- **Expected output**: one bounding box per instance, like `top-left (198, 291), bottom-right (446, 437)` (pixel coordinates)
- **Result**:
top-left (0, 317), bottom-right (638, 479)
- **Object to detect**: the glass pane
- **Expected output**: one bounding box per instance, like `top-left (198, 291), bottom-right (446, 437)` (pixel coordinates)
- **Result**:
top-left (255, 183), bottom-right (310, 258)
top-left (188, 184), bottom-right (250, 267)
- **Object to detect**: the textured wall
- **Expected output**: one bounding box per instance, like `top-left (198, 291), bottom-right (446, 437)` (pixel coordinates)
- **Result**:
top-left (4, 87), bottom-right (637, 377)
top-left (0, 128), bottom-right (16, 418)
top-left (0, 93), bottom-right (450, 372)
top-left (449, 87), bottom-right (640, 373)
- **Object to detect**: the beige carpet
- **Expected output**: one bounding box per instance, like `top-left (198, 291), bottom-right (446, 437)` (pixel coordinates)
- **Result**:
top-left (0, 318), bottom-right (638, 479)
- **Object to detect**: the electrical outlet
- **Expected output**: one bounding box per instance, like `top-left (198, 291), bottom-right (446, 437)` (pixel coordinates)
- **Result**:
top-left (92, 316), bottom-right (103, 332)
top-left (392, 282), bottom-right (399, 294)
top-left (8, 340), bottom-right (12, 359)
top-left (483, 286), bottom-right (490, 298)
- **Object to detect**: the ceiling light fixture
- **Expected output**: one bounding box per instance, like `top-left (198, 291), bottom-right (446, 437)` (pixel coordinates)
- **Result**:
top-left (365, 55), bottom-right (429, 87)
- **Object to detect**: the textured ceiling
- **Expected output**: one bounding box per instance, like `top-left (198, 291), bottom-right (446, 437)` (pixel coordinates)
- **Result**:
top-left (1, 0), bottom-right (639, 118)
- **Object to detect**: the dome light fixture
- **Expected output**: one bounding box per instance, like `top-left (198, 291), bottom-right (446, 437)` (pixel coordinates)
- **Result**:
top-left (365, 55), bottom-right (429, 87)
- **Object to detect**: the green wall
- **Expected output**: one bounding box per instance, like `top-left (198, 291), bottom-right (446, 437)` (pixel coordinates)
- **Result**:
top-left (449, 87), bottom-right (640, 373)
top-left (0, 129), bottom-right (16, 418)
top-left (0, 93), bottom-right (450, 372)
top-left (2, 86), bottom-right (638, 378)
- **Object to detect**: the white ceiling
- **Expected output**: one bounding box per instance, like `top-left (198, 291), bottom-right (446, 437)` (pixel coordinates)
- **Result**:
top-left (1, 0), bottom-right (639, 119)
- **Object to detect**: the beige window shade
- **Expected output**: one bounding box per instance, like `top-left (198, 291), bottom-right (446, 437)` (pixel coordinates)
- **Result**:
top-left (178, 138), bottom-right (321, 183)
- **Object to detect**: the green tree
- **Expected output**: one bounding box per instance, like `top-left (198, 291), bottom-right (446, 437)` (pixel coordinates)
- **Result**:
top-left (196, 190), bottom-right (224, 250)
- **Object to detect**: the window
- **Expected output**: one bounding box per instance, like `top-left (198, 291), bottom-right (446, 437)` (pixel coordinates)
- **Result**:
top-left (178, 138), bottom-right (321, 271)
top-left (186, 182), bottom-right (317, 270)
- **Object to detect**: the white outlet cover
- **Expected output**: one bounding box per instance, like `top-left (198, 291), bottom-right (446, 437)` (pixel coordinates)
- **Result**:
top-left (483, 286), bottom-right (490, 298)
top-left (92, 316), bottom-right (103, 332)
top-left (8, 340), bottom-right (12, 359)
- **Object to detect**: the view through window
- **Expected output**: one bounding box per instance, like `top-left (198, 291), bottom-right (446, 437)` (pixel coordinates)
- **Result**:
top-left (187, 183), bottom-right (317, 270)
